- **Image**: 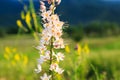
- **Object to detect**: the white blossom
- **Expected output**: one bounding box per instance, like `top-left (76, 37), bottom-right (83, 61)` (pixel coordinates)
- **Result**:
top-left (50, 63), bottom-right (58, 71)
top-left (50, 14), bottom-right (59, 21)
top-left (36, 45), bottom-right (47, 53)
top-left (40, 73), bottom-right (51, 80)
top-left (38, 55), bottom-right (45, 64)
top-left (55, 67), bottom-right (64, 74)
top-left (44, 50), bottom-right (50, 60)
top-left (35, 64), bottom-right (42, 73)
top-left (55, 52), bottom-right (64, 62)
top-left (41, 10), bottom-right (52, 20)
top-left (50, 63), bottom-right (64, 74)
top-left (53, 38), bottom-right (64, 49)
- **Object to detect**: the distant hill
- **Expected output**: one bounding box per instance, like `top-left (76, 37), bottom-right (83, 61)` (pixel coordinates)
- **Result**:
top-left (59, 0), bottom-right (120, 24)
top-left (0, 0), bottom-right (120, 28)
top-left (0, 0), bottom-right (22, 28)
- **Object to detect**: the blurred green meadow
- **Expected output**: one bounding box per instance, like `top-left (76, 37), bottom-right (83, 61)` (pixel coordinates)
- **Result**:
top-left (1, 0), bottom-right (120, 80)
top-left (0, 34), bottom-right (120, 80)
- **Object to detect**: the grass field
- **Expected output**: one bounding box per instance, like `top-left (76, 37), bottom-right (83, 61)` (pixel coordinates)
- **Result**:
top-left (0, 35), bottom-right (120, 80)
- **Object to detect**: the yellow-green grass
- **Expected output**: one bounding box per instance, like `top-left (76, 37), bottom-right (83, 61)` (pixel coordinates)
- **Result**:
top-left (0, 35), bottom-right (120, 80)
top-left (0, 34), bottom-right (39, 80)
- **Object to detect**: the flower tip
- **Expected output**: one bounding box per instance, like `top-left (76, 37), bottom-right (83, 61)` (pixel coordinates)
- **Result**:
top-left (40, 1), bottom-right (45, 5)
top-left (56, 0), bottom-right (61, 5)
top-left (47, 0), bottom-right (52, 4)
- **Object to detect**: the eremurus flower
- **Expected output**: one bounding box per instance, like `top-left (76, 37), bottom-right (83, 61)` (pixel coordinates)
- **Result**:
top-left (35, 0), bottom-right (65, 80)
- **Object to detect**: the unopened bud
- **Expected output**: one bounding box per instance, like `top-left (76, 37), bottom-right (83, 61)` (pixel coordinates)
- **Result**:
top-left (56, 0), bottom-right (61, 5)
top-left (40, 5), bottom-right (46, 12)
top-left (48, 0), bottom-right (52, 4)
top-left (50, 5), bottom-right (56, 11)
top-left (40, 1), bottom-right (45, 5)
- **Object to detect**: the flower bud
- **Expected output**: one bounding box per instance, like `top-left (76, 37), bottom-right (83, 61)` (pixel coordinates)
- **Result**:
top-left (56, 0), bottom-right (61, 5)
top-left (50, 5), bottom-right (56, 11)
top-left (40, 1), bottom-right (45, 5)
top-left (40, 5), bottom-right (46, 12)
top-left (48, 0), bottom-right (52, 4)
top-left (47, 0), bottom-right (55, 4)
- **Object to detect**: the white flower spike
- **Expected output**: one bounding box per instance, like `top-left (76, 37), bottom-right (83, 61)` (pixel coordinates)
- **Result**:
top-left (36, 0), bottom-right (65, 79)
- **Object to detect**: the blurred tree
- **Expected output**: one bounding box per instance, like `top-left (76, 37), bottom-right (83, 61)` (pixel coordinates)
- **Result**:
top-left (64, 24), bottom-right (84, 42)
top-left (84, 21), bottom-right (102, 37)
top-left (84, 21), bottom-right (120, 37)
top-left (0, 28), bottom-right (6, 37)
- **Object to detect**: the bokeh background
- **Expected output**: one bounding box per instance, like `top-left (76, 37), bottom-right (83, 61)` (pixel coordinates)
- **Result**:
top-left (0, 0), bottom-right (120, 80)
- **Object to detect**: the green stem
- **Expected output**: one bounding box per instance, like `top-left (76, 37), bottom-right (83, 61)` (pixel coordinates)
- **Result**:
top-left (50, 1), bottom-right (55, 80)
top-left (52, 0), bottom-right (55, 14)
top-left (50, 37), bottom-right (54, 80)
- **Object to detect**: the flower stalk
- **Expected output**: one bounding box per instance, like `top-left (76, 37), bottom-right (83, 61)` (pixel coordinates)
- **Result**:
top-left (35, 0), bottom-right (65, 80)
top-left (50, 37), bottom-right (54, 80)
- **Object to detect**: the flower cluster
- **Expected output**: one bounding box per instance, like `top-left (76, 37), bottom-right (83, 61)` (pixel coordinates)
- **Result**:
top-left (35, 0), bottom-right (65, 80)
